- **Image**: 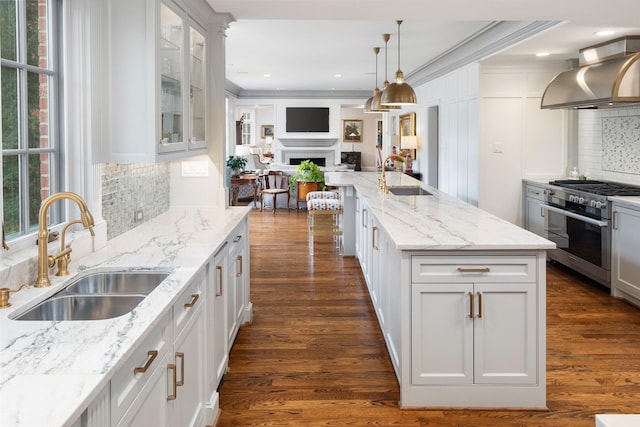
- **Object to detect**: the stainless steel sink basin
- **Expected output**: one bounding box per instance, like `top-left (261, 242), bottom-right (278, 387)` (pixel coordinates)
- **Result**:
top-left (15, 294), bottom-right (145, 321)
top-left (14, 269), bottom-right (172, 321)
top-left (65, 270), bottom-right (171, 295)
top-left (388, 186), bottom-right (433, 196)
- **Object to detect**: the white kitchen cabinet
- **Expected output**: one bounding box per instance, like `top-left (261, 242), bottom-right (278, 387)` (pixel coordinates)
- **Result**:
top-left (524, 182), bottom-right (546, 237)
top-left (206, 242), bottom-right (228, 409)
top-left (111, 313), bottom-right (172, 426)
top-left (227, 221), bottom-right (248, 348)
top-left (358, 199), bottom-right (372, 288)
top-left (116, 352), bottom-right (171, 427)
top-left (402, 254), bottom-right (544, 408)
top-left (98, 0), bottom-right (211, 162)
top-left (169, 270), bottom-right (206, 427)
top-left (354, 195), bottom-right (362, 261)
top-left (612, 202), bottom-right (640, 305)
top-left (411, 281), bottom-right (537, 385)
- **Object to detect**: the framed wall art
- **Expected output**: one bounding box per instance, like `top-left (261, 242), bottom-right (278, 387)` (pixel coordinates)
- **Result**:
top-left (343, 119), bottom-right (363, 142)
top-left (261, 125), bottom-right (274, 138)
top-left (399, 112), bottom-right (416, 137)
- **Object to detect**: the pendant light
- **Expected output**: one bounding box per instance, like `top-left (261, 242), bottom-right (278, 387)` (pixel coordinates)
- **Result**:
top-left (381, 20), bottom-right (417, 106)
top-left (375, 33), bottom-right (400, 111)
top-left (363, 47), bottom-right (381, 113)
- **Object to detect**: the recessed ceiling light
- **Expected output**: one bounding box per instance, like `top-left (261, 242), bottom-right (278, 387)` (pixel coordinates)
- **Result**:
top-left (334, 74), bottom-right (342, 78)
top-left (595, 30), bottom-right (615, 36)
top-left (536, 52), bottom-right (550, 57)
top-left (263, 73), bottom-right (271, 78)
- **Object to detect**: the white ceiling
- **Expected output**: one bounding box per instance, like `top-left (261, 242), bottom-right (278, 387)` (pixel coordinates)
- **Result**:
top-left (207, 0), bottom-right (640, 94)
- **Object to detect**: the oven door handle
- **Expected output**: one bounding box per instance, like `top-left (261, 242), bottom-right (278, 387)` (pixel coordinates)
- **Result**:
top-left (541, 204), bottom-right (609, 227)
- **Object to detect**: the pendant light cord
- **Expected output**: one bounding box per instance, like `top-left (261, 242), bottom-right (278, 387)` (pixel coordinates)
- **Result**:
top-left (396, 20), bottom-right (403, 71)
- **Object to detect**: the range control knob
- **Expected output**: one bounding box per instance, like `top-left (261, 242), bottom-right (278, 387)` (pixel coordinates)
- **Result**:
top-left (595, 201), bottom-right (604, 209)
top-left (578, 197), bottom-right (585, 204)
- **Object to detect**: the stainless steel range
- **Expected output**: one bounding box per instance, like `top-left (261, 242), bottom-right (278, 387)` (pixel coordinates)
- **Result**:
top-left (543, 180), bottom-right (640, 287)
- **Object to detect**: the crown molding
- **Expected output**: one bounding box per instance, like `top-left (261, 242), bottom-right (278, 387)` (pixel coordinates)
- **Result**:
top-left (407, 20), bottom-right (564, 86)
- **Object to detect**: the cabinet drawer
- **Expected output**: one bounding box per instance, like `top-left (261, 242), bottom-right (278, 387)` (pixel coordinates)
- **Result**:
top-left (174, 268), bottom-right (205, 337)
top-left (525, 184), bottom-right (545, 201)
top-left (412, 255), bottom-right (537, 283)
top-left (111, 312), bottom-right (171, 426)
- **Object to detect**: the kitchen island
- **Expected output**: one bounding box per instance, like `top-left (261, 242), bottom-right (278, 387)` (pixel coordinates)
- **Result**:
top-left (325, 171), bottom-right (555, 409)
top-left (0, 207), bottom-right (251, 426)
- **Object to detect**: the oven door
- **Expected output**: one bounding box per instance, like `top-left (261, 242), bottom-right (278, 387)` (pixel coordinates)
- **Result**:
top-left (541, 204), bottom-right (611, 272)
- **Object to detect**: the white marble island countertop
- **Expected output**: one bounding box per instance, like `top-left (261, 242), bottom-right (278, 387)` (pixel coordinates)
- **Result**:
top-left (0, 207), bottom-right (250, 427)
top-left (326, 172), bottom-right (554, 251)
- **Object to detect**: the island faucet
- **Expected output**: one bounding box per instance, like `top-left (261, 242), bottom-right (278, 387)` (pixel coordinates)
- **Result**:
top-left (35, 192), bottom-right (95, 288)
top-left (379, 154), bottom-right (405, 193)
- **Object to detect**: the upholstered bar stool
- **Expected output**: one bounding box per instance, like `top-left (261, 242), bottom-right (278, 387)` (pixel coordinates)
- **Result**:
top-left (305, 191), bottom-right (339, 201)
top-left (306, 197), bottom-right (343, 255)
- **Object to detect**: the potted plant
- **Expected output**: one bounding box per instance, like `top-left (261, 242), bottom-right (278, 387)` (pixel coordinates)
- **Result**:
top-left (227, 155), bottom-right (248, 177)
top-left (289, 160), bottom-right (326, 205)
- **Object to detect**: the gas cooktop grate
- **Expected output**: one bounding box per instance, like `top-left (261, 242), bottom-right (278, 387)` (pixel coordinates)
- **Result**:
top-left (549, 180), bottom-right (640, 197)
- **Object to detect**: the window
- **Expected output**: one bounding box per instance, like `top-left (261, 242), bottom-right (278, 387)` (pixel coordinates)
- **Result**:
top-left (1, 0), bottom-right (61, 240)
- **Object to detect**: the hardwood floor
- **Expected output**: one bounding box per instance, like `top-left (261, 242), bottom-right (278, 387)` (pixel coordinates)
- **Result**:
top-left (217, 209), bottom-right (640, 426)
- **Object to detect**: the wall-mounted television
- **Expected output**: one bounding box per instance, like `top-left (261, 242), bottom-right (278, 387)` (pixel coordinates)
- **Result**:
top-left (285, 107), bottom-right (330, 133)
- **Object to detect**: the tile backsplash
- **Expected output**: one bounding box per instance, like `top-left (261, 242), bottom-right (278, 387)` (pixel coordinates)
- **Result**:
top-left (579, 107), bottom-right (640, 185)
top-left (102, 163), bottom-right (170, 239)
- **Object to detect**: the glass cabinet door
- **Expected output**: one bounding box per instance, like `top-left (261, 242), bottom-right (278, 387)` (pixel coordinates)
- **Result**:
top-left (189, 27), bottom-right (206, 147)
top-left (159, 3), bottom-right (184, 149)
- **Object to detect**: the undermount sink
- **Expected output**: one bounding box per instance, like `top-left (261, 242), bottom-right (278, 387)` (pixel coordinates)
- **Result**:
top-left (388, 186), bottom-right (433, 196)
top-left (15, 294), bottom-right (145, 321)
top-left (14, 268), bottom-right (172, 321)
top-left (65, 270), bottom-right (171, 295)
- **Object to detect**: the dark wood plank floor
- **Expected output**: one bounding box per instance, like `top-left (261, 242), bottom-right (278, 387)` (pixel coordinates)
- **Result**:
top-left (217, 209), bottom-right (640, 426)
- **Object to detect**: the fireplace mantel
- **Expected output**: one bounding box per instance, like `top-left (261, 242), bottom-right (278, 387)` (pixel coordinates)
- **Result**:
top-left (278, 138), bottom-right (338, 148)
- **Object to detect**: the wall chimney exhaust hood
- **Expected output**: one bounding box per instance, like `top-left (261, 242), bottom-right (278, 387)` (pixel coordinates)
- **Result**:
top-left (541, 36), bottom-right (640, 109)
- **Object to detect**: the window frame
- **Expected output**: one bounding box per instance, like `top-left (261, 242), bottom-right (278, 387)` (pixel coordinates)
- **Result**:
top-left (1, 0), bottom-right (63, 248)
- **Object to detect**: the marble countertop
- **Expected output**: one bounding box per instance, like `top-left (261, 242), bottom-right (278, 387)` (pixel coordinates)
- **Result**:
top-left (0, 207), bottom-right (250, 427)
top-left (326, 172), bottom-right (555, 251)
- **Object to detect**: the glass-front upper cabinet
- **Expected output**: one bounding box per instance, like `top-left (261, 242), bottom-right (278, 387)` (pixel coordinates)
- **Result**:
top-left (159, 3), bottom-right (184, 151)
top-left (189, 26), bottom-right (206, 149)
top-left (98, 0), bottom-right (210, 162)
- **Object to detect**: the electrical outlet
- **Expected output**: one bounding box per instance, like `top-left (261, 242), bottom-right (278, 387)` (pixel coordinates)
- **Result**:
top-left (134, 209), bottom-right (144, 223)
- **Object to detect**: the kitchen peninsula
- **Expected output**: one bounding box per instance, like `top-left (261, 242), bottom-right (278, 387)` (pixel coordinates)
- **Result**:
top-left (0, 207), bottom-right (251, 427)
top-left (325, 171), bottom-right (555, 408)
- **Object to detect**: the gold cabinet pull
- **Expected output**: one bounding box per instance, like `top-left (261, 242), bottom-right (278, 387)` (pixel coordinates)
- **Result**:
top-left (183, 293), bottom-right (199, 309)
top-left (233, 235), bottom-right (242, 243)
top-left (175, 352), bottom-right (185, 387)
top-left (477, 292), bottom-right (483, 318)
top-left (372, 226), bottom-right (378, 250)
top-left (216, 265), bottom-right (223, 296)
top-left (468, 292), bottom-right (474, 318)
top-left (457, 267), bottom-right (490, 273)
top-left (236, 255), bottom-right (243, 277)
top-left (133, 350), bottom-right (158, 374)
top-left (167, 364), bottom-right (177, 400)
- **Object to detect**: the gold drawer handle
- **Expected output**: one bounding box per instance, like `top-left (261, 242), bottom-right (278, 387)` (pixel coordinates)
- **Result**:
top-left (468, 292), bottom-right (473, 318)
top-left (184, 293), bottom-right (199, 308)
top-left (133, 350), bottom-right (158, 374)
top-left (216, 266), bottom-right (223, 296)
top-left (167, 364), bottom-right (177, 400)
top-left (236, 255), bottom-right (243, 276)
top-left (175, 352), bottom-right (185, 387)
top-left (233, 235), bottom-right (242, 243)
top-left (457, 267), bottom-right (490, 273)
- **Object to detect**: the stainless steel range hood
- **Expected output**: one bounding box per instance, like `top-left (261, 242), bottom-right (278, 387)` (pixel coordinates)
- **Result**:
top-left (541, 36), bottom-right (640, 109)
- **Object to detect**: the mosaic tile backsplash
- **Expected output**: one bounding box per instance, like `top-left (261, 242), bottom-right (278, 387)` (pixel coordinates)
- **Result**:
top-left (602, 115), bottom-right (640, 174)
top-left (102, 163), bottom-right (170, 240)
